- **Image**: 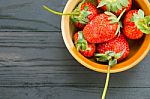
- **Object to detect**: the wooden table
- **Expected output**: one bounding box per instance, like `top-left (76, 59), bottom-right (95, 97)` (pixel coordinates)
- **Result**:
top-left (0, 0), bottom-right (149, 99)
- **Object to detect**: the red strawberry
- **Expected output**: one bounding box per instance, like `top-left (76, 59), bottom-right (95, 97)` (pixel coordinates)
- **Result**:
top-left (74, 31), bottom-right (96, 57)
top-left (71, 2), bottom-right (98, 29)
top-left (97, 0), bottom-right (132, 16)
top-left (43, 1), bottom-right (98, 29)
top-left (96, 34), bottom-right (129, 63)
top-left (83, 10), bottom-right (126, 43)
top-left (81, 2), bottom-right (98, 21)
top-left (80, 44), bottom-right (96, 57)
top-left (123, 9), bottom-right (150, 39)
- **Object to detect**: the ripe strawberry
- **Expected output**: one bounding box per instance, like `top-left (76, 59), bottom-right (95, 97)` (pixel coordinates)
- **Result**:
top-left (80, 44), bottom-right (96, 57)
top-left (95, 34), bottom-right (130, 99)
top-left (43, 1), bottom-right (98, 29)
top-left (74, 31), bottom-right (96, 57)
top-left (83, 10), bottom-right (126, 43)
top-left (96, 34), bottom-right (129, 63)
top-left (123, 9), bottom-right (150, 39)
top-left (97, 0), bottom-right (132, 16)
top-left (71, 2), bottom-right (98, 29)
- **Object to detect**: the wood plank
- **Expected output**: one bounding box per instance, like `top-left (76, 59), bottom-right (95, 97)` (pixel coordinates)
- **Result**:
top-left (0, 0), bottom-right (150, 31)
top-left (0, 87), bottom-right (150, 99)
top-left (0, 0), bottom-right (68, 31)
top-left (0, 32), bottom-right (65, 48)
top-left (0, 32), bottom-right (149, 87)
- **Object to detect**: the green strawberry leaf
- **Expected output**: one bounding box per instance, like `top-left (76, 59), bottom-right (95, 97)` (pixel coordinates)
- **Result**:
top-left (135, 16), bottom-right (150, 34)
top-left (106, 3), bottom-right (111, 11)
top-left (97, 1), bottom-right (107, 8)
top-left (95, 53), bottom-right (106, 57)
top-left (105, 51), bottom-right (115, 57)
top-left (105, 11), bottom-right (118, 23)
top-left (98, 0), bottom-right (129, 13)
top-left (138, 9), bottom-right (145, 18)
top-left (78, 31), bottom-right (84, 39)
top-left (75, 31), bottom-right (88, 51)
top-left (104, 11), bottom-right (116, 17)
top-left (95, 53), bottom-right (109, 62)
top-left (70, 7), bottom-right (80, 22)
top-left (114, 52), bottom-right (123, 59)
top-left (96, 57), bottom-right (109, 62)
top-left (116, 2), bottom-right (122, 10)
top-left (95, 50), bottom-right (124, 66)
top-left (131, 9), bottom-right (145, 22)
top-left (105, 9), bottom-right (125, 35)
top-left (119, 0), bottom-right (128, 7)
top-left (81, 43), bottom-right (87, 50)
top-left (71, 2), bottom-right (91, 24)
top-left (109, 59), bottom-right (117, 66)
top-left (111, 3), bottom-right (118, 13)
top-left (78, 6), bottom-right (92, 24)
top-left (131, 9), bottom-right (150, 34)
top-left (76, 44), bottom-right (81, 51)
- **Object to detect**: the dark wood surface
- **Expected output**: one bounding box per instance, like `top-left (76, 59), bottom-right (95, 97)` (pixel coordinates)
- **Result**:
top-left (0, 0), bottom-right (150, 99)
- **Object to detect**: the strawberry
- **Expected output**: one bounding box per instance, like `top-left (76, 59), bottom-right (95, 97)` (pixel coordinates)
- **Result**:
top-left (97, 0), bottom-right (132, 16)
top-left (80, 44), bottom-right (96, 57)
top-left (123, 9), bottom-right (150, 39)
top-left (96, 34), bottom-right (129, 63)
top-left (71, 1), bottom-right (98, 29)
top-left (95, 34), bottom-right (129, 99)
top-left (43, 1), bottom-right (98, 29)
top-left (74, 31), bottom-right (96, 57)
top-left (83, 10), bottom-right (126, 43)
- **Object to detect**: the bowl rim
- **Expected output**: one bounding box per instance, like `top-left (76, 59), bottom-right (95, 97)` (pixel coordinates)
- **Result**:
top-left (61, 0), bottom-right (150, 73)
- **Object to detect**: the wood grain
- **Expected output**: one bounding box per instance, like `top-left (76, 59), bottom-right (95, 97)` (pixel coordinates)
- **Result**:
top-left (0, 0), bottom-right (150, 99)
top-left (0, 32), bottom-right (149, 88)
top-left (0, 87), bottom-right (150, 99)
top-left (0, 0), bottom-right (67, 31)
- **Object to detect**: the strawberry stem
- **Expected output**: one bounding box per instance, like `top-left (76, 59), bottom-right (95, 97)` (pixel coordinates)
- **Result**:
top-left (101, 66), bottom-right (111, 99)
top-left (114, 9), bottom-right (126, 35)
top-left (115, 23), bottom-right (121, 35)
top-left (117, 9), bottom-right (126, 22)
top-left (43, 5), bottom-right (80, 16)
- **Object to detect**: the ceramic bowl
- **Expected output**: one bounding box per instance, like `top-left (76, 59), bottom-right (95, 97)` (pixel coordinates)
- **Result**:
top-left (61, 0), bottom-right (150, 73)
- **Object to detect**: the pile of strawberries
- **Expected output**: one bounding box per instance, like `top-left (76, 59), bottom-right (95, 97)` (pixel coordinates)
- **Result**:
top-left (72, 0), bottom-right (150, 66)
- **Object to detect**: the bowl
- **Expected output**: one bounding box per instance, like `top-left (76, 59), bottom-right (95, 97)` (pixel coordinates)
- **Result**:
top-left (61, 0), bottom-right (150, 73)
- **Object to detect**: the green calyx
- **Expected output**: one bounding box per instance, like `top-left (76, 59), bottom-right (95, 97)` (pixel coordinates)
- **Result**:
top-left (131, 9), bottom-right (150, 34)
top-left (105, 9), bottom-right (126, 35)
top-left (75, 31), bottom-right (88, 51)
top-left (71, 6), bottom-right (92, 24)
top-left (95, 51), bottom-right (124, 66)
top-left (97, 0), bottom-right (129, 13)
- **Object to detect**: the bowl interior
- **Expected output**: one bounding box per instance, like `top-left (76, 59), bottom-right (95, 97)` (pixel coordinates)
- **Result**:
top-left (61, 0), bottom-right (150, 73)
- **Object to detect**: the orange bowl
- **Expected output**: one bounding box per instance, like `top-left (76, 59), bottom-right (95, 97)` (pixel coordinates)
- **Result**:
top-left (61, 0), bottom-right (150, 73)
